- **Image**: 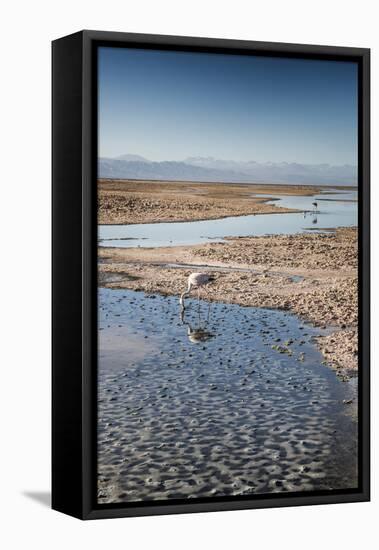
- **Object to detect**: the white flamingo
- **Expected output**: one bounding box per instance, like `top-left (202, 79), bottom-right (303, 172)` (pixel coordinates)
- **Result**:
top-left (179, 272), bottom-right (215, 308)
top-left (312, 201), bottom-right (318, 213)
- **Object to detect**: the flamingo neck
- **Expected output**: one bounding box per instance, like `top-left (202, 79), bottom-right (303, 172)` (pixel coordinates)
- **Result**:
top-left (180, 290), bottom-right (190, 303)
top-left (180, 283), bottom-right (192, 305)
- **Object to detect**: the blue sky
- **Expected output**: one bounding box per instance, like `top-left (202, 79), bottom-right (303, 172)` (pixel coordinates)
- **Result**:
top-left (98, 47), bottom-right (358, 166)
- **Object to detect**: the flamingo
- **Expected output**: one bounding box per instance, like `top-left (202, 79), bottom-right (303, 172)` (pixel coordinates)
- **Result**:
top-left (179, 272), bottom-right (215, 308)
top-left (312, 201), bottom-right (318, 213)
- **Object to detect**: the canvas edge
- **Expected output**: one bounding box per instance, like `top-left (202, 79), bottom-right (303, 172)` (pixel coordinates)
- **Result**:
top-left (52, 30), bottom-right (370, 520)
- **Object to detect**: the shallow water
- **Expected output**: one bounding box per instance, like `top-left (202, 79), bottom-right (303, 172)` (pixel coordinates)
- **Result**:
top-left (254, 189), bottom-right (357, 211)
top-left (98, 289), bottom-right (358, 504)
top-left (98, 189), bottom-right (357, 248)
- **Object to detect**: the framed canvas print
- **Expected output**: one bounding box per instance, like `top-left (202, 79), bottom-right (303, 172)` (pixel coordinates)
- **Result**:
top-left (52, 30), bottom-right (370, 520)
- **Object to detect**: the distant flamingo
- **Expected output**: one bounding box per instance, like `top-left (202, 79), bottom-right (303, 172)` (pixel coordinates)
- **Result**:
top-left (312, 201), bottom-right (318, 213)
top-left (179, 273), bottom-right (215, 308)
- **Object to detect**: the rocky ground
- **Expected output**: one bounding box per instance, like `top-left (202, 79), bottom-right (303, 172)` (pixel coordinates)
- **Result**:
top-left (98, 179), bottom-right (323, 224)
top-left (99, 227), bottom-right (358, 376)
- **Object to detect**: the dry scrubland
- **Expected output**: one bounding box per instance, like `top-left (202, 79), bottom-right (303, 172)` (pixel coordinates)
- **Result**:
top-left (99, 226), bottom-right (358, 376)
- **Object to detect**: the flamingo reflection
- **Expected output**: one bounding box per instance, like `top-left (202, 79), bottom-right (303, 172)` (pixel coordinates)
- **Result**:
top-left (180, 306), bottom-right (214, 344)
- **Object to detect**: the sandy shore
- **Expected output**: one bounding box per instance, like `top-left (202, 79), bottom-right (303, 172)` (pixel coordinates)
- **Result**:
top-left (98, 179), bottom-right (326, 224)
top-left (99, 227), bottom-right (358, 376)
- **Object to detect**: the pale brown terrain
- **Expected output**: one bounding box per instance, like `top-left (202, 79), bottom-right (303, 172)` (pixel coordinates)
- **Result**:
top-left (98, 179), bottom-right (324, 224)
top-left (99, 227), bottom-right (358, 376)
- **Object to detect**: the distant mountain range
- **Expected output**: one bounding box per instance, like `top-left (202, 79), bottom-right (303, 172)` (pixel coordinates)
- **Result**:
top-left (99, 155), bottom-right (357, 186)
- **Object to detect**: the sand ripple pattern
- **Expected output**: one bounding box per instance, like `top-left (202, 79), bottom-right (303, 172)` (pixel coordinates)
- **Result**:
top-left (98, 289), bottom-right (357, 504)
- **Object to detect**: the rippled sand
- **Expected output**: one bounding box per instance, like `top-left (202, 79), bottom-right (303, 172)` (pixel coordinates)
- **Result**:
top-left (97, 289), bottom-right (357, 504)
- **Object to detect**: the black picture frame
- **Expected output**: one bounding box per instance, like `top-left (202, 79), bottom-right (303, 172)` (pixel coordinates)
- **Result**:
top-left (52, 30), bottom-right (370, 520)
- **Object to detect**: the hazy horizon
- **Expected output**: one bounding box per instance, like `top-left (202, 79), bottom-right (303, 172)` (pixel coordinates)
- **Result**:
top-left (100, 152), bottom-right (357, 168)
top-left (98, 155), bottom-right (357, 186)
